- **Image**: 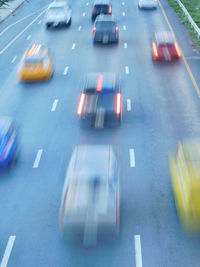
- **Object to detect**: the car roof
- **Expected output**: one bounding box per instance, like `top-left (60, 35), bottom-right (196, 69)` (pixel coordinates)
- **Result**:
top-left (0, 116), bottom-right (13, 137)
top-left (84, 72), bottom-right (117, 93)
top-left (96, 14), bottom-right (115, 22)
top-left (72, 145), bottom-right (113, 183)
top-left (155, 31), bottom-right (175, 45)
top-left (94, 0), bottom-right (110, 6)
top-left (24, 44), bottom-right (48, 59)
top-left (48, 1), bottom-right (67, 8)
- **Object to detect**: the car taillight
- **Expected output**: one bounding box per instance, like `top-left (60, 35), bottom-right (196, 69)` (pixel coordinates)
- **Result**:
top-left (92, 7), bottom-right (95, 14)
top-left (116, 93), bottom-right (121, 115)
top-left (174, 42), bottom-right (181, 57)
top-left (108, 6), bottom-right (112, 14)
top-left (152, 42), bottom-right (158, 57)
top-left (77, 93), bottom-right (86, 115)
top-left (115, 26), bottom-right (119, 33)
top-left (92, 27), bottom-right (96, 36)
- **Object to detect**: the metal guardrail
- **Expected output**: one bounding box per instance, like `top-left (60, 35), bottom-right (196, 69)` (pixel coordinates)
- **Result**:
top-left (176, 0), bottom-right (200, 39)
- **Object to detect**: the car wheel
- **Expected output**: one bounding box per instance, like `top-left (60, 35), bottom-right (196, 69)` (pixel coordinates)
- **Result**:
top-left (67, 18), bottom-right (71, 27)
top-left (46, 23), bottom-right (51, 28)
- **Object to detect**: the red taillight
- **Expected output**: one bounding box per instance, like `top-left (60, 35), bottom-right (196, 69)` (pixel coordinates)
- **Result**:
top-left (116, 93), bottom-right (121, 115)
top-left (115, 26), bottom-right (119, 33)
top-left (96, 74), bottom-right (103, 92)
top-left (174, 42), bottom-right (181, 57)
top-left (77, 93), bottom-right (86, 115)
top-left (92, 7), bottom-right (95, 14)
top-left (108, 6), bottom-right (112, 14)
top-left (92, 27), bottom-right (96, 36)
top-left (152, 42), bottom-right (158, 57)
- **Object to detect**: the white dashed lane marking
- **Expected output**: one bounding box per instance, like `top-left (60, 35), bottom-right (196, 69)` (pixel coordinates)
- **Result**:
top-left (122, 1), bottom-right (125, 5)
top-left (26, 34), bottom-right (31, 41)
top-left (78, 25), bottom-right (82, 31)
top-left (72, 43), bottom-right (76, 50)
top-left (83, 12), bottom-right (86, 17)
top-left (134, 235), bottom-right (143, 267)
top-left (127, 99), bottom-right (131, 111)
top-left (63, 66), bottom-right (69, 75)
top-left (125, 66), bottom-right (129, 74)
top-left (123, 25), bottom-right (126, 31)
top-left (124, 42), bottom-right (127, 49)
top-left (0, 236), bottom-right (16, 267)
top-left (33, 149), bottom-right (43, 169)
top-left (122, 12), bottom-right (125, 16)
top-left (86, 2), bottom-right (89, 6)
top-left (51, 99), bottom-right (58, 111)
top-left (38, 20), bottom-right (42, 25)
top-left (11, 56), bottom-right (17, 63)
top-left (129, 149), bottom-right (135, 167)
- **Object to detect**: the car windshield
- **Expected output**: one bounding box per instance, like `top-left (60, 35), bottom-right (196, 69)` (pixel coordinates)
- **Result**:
top-left (48, 7), bottom-right (65, 14)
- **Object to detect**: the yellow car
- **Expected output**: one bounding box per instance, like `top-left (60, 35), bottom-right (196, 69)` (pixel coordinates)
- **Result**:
top-left (169, 142), bottom-right (200, 233)
top-left (18, 44), bottom-right (53, 82)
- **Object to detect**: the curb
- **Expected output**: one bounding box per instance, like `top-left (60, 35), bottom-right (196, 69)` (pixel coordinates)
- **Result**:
top-left (0, 0), bottom-right (26, 24)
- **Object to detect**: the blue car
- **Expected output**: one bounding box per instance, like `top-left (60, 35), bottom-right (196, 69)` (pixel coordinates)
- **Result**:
top-left (0, 116), bottom-right (18, 168)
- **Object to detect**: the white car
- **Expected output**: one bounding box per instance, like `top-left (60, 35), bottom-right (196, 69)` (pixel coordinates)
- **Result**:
top-left (45, 1), bottom-right (72, 28)
top-left (138, 0), bottom-right (157, 9)
top-left (59, 145), bottom-right (120, 246)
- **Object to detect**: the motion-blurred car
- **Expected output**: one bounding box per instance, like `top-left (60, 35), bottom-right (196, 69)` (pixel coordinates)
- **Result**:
top-left (77, 72), bottom-right (122, 128)
top-left (18, 44), bottom-right (53, 82)
top-left (138, 0), bottom-right (157, 9)
top-left (0, 116), bottom-right (18, 169)
top-left (45, 1), bottom-right (72, 28)
top-left (93, 15), bottom-right (119, 44)
top-left (169, 142), bottom-right (200, 232)
top-left (91, 0), bottom-right (112, 22)
top-left (152, 31), bottom-right (181, 61)
top-left (59, 145), bottom-right (120, 246)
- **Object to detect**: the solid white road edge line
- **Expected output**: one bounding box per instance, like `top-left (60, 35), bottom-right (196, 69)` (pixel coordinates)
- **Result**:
top-left (0, 6), bottom-right (47, 37)
top-left (33, 149), bottom-right (43, 169)
top-left (0, 10), bottom-right (45, 55)
top-left (11, 56), bottom-right (17, 63)
top-left (125, 66), bottom-right (129, 74)
top-left (63, 66), bottom-right (69, 75)
top-left (0, 236), bottom-right (16, 267)
top-left (51, 99), bottom-right (58, 111)
top-left (134, 235), bottom-right (143, 267)
top-left (127, 99), bottom-right (131, 111)
top-left (129, 149), bottom-right (135, 167)
top-left (72, 43), bottom-right (76, 50)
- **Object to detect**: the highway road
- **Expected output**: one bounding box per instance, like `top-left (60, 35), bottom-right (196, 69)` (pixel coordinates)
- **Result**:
top-left (0, 0), bottom-right (200, 266)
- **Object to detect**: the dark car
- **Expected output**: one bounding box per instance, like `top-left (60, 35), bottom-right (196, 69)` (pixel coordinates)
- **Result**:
top-left (0, 116), bottom-right (19, 169)
top-left (59, 145), bottom-right (120, 246)
top-left (152, 31), bottom-right (181, 61)
top-left (93, 15), bottom-right (119, 44)
top-left (91, 0), bottom-right (112, 22)
top-left (77, 72), bottom-right (122, 128)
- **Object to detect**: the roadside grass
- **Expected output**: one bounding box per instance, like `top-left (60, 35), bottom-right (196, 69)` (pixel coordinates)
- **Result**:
top-left (168, 0), bottom-right (200, 52)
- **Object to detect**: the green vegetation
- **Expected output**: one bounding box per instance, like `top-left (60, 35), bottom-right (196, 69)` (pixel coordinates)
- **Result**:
top-left (168, 0), bottom-right (200, 51)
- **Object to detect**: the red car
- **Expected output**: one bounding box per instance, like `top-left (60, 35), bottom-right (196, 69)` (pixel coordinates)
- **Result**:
top-left (152, 31), bottom-right (181, 61)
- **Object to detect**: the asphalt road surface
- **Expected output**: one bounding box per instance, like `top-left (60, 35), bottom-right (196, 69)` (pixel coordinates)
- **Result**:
top-left (0, 0), bottom-right (200, 266)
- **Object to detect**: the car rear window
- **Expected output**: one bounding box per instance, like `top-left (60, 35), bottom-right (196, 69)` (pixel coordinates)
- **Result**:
top-left (96, 21), bottom-right (115, 29)
top-left (48, 7), bottom-right (65, 14)
top-left (24, 57), bottom-right (43, 65)
top-left (94, 4), bottom-right (109, 12)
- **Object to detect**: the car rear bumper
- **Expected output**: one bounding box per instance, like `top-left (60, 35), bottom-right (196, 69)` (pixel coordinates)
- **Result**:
top-left (79, 113), bottom-right (121, 128)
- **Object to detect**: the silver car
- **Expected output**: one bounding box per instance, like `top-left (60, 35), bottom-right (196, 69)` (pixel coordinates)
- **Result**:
top-left (59, 145), bottom-right (120, 246)
top-left (45, 1), bottom-right (72, 28)
top-left (138, 0), bottom-right (157, 9)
